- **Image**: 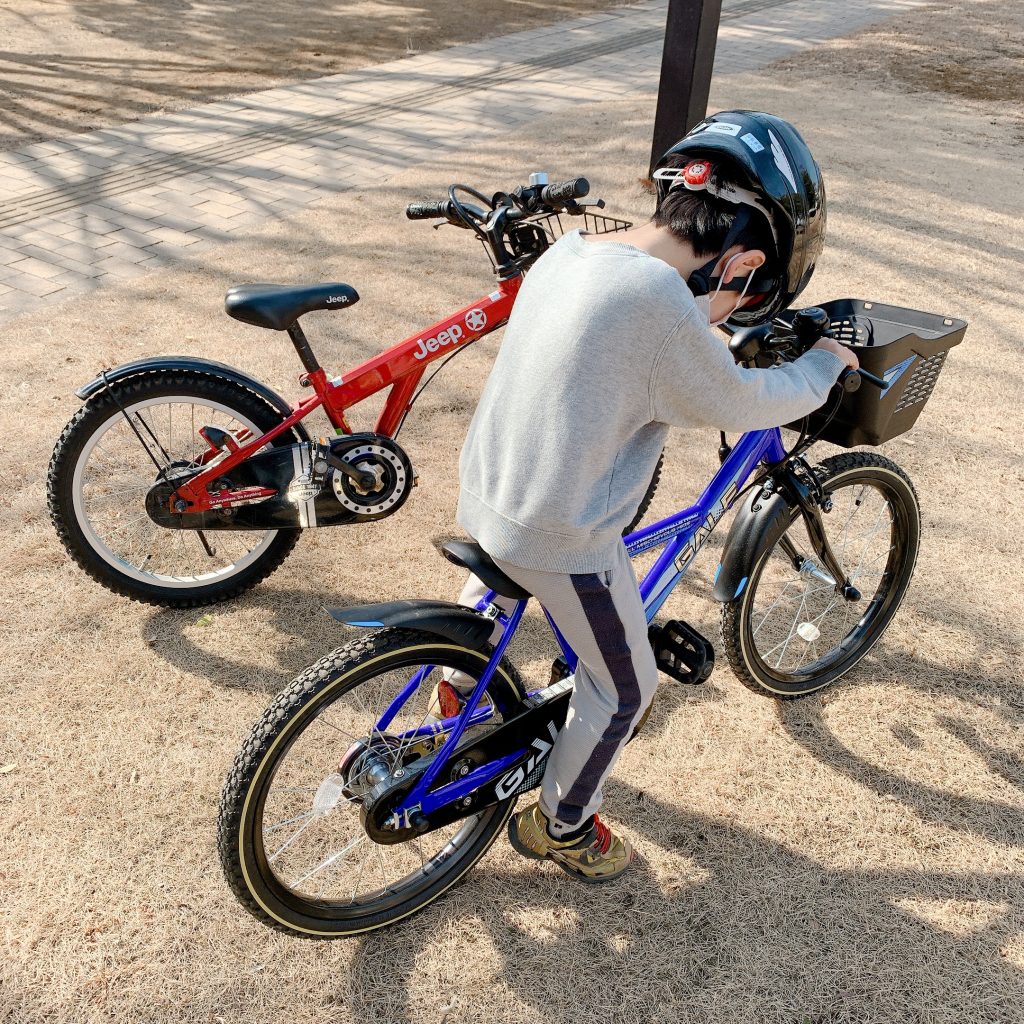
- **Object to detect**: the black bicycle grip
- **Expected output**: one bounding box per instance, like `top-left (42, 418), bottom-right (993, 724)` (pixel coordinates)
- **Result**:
top-left (857, 368), bottom-right (887, 389)
top-left (541, 177), bottom-right (590, 205)
top-left (406, 200), bottom-right (452, 220)
top-left (839, 367), bottom-right (888, 393)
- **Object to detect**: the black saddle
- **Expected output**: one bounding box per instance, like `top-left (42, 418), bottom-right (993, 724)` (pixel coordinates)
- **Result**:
top-left (224, 282), bottom-right (360, 331)
top-left (441, 540), bottom-right (531, 601)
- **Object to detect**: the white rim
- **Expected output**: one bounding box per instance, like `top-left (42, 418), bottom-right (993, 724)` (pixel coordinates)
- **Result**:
top-left (71, 396), bottom-right (279, 589)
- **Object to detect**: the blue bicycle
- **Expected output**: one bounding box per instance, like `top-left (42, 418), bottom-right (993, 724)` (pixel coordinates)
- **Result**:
top-left (218, 301), bottom-right (966, 936)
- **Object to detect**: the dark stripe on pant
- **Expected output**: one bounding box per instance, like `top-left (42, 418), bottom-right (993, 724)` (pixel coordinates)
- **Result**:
top-left (554, 571), bottom-right (643, 826)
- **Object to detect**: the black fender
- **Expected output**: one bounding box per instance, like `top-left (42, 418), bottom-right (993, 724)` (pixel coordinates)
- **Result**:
top-left (329, 600), bottom-right (499, 651)
top-left (74, 356), bottom-right (310, 442)
top-left (712, 487), bottom-right (796, 602)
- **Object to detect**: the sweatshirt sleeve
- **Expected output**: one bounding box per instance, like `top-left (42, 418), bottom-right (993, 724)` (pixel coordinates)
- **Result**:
top-left (650, 309), bottom-right (847, 431)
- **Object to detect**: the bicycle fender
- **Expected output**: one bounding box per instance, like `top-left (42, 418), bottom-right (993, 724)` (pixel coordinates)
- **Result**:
top-left (713, 488), bottom-right (795, 602)
top-left (329, 600), bottom-right (498, 650)
top-left (74, 356), bottom-right (310, 441)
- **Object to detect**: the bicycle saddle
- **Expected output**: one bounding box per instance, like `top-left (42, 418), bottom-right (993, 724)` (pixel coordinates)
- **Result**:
top-left (441, 540), bottom-right (531, 601)
top-left (224, 282), bottom-right (360, 331)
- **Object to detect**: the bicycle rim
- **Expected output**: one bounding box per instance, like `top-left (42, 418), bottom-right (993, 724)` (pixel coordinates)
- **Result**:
top-left (71, 396), bottom-right (278, 588)
top-left (740, 469), bottom-right (915, 685)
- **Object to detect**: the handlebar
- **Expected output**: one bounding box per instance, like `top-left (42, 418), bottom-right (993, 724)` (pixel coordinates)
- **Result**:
top-left (728, 308), bottom-right (888, 392)
top-left (404, 175), bottom-right (591, 224)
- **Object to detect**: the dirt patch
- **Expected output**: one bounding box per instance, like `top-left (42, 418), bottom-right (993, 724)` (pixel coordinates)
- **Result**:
top-left (2, 6), bottom-right (1023, 1024)
top-left (775, 0), bottom-right (1024, 106)
top-left (0, 0), bottom-right (628, 151)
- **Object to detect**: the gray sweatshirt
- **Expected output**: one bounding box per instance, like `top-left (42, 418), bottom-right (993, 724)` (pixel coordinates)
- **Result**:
top-left (457, 229), bottom-right (844, 573)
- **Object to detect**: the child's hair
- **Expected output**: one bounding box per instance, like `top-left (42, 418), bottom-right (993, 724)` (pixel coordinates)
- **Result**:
top-left (653, 155), bottom-right (776, 264)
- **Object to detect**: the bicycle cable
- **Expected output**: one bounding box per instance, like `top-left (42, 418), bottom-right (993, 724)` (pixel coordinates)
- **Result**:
top-left (392, 340), bottom-right (477, 441)
top-left (447, 184), bottom-right (492, 243)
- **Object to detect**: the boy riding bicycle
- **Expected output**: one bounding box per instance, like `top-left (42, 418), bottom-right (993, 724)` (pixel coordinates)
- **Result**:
top-left (442, 111), bottom-right (858, 882)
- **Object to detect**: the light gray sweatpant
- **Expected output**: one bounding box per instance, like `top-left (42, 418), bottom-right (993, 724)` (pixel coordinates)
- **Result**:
top-left (454, 542), bottom-right (659, 837)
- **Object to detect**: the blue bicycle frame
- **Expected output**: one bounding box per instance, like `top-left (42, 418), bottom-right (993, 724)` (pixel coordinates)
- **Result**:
top-left (382, 426), bottom-right (787, 821)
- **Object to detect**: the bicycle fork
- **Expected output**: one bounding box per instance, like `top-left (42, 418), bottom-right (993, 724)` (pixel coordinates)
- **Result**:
top-left (780, 466), bottom-right (862, 602)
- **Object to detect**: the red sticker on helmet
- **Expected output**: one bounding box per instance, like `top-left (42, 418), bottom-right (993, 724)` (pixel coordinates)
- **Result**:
top-left (683, 160), bottom-right (712, 186)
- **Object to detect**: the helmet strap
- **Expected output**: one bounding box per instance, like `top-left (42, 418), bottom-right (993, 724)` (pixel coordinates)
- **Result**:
top-left (688, 204), bottom-right (774, 299)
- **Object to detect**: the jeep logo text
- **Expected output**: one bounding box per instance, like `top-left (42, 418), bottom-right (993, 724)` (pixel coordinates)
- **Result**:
top-left (412, 323), bottom-right (465, 360)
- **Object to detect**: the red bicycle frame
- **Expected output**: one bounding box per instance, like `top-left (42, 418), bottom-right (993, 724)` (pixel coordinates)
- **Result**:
top-left (173, 276), bottom-right (523, 513)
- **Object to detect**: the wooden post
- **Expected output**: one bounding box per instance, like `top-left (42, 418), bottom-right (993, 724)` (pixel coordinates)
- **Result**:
top-left (649, 0), bottom-right (724, 174)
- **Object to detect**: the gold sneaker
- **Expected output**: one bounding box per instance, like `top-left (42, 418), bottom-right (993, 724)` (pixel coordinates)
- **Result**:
top-left (507, 802), bottom-right (635, 883)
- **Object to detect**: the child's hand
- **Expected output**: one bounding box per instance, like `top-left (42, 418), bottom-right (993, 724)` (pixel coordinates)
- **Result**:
top-left (812, 336), bottom-right (860, 371)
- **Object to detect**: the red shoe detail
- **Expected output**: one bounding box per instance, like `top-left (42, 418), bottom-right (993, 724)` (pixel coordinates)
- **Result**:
top-left (437, 680), bottom-right (462, 718)
top-left (592, 815), bottom-right (613, 855)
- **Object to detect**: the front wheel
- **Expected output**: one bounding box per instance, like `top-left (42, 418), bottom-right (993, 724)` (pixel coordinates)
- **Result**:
top-left (47, 369), bottom-right (302, 607)
top-left (721, 452), bottom-right (921, 698)
top-left (218, 628), bottom-right (526, 937)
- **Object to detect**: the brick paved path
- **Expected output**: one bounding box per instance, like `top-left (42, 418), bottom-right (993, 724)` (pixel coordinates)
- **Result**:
top-left (0, 0), bottom-right (924, 322)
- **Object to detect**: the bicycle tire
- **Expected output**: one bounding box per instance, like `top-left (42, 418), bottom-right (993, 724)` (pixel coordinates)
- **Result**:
top-left (48, 369), bottom-right (303, 607)
top-left (721, 452), bottom-right (920, 698)
top-left (218, 627), bottom-right (526, 937)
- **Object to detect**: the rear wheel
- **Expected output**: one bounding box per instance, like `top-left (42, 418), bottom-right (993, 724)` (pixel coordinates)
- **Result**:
top-left (721, 452), bottom-right (920, 698)
top-left (218, 628), bottom-right (526, 937)
top-left (47, 370), bottom-right (302, 607)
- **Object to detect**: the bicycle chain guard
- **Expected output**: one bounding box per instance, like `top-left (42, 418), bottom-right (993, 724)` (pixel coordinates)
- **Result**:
top-left (359, 678), bottom-right (573, 845)
top-left (145, 432), bottom-right (415, 531)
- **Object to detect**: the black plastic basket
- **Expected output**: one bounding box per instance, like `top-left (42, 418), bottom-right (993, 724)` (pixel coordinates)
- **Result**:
top-left (779, 299), bottom-right (967, 447)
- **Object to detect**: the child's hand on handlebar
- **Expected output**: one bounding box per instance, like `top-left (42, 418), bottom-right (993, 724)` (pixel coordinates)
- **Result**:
top-left (812, 336), bottom-right (859, 371)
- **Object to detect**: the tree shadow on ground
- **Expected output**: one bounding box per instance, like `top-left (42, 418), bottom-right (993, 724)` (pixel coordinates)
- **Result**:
top-left (0, 0), bottom-right (624, 148)
top-left (345, 781), bottom-right (1023, 1021)
top-left (778, 642), bottom-right (1024, 851)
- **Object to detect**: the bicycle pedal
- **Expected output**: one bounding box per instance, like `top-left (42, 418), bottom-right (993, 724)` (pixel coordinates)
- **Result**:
top-left (648, 620), bottom-right (715, 685)
top-left (549, 655), bottom-right (571, 685)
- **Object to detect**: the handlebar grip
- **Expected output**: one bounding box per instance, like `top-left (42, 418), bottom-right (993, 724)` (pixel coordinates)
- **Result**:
top-left (541, 177), bottom-right (590, 206)
top-left (839, 367), bottom-right (888, 393)
top-left (406, 200), bottom-right (452, 220)
top-left (858, 368), bottom-right (887, 389)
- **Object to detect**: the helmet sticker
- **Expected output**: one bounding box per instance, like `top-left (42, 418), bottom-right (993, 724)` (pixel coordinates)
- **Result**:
top-left (700, 122), bottom-right (742, 136)
top-left (767, 129), bottom-right (799, 191)
top-left (740, 132), bottom-right (765, 153)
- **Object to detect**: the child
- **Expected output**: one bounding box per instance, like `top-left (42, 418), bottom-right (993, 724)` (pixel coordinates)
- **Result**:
top-left (450, 111), bottom-right (857, 882)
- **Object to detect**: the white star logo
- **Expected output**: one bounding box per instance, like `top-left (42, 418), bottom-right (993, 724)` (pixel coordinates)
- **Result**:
top-left (464, 309), bottom-right (487, 332)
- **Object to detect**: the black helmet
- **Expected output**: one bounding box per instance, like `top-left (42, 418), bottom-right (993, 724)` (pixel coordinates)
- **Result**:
top-left (653, 110), bottom-right (826, 325)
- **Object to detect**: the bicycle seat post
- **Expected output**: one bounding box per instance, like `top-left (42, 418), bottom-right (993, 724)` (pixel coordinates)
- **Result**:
top-left (286, 321), bottom-right (321, 376)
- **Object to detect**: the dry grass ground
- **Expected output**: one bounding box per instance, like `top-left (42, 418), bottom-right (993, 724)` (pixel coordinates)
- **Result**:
top-left (0, 0), bottom-right (625, 151)
top-left (3, 2), bottom-right (1023, 1022)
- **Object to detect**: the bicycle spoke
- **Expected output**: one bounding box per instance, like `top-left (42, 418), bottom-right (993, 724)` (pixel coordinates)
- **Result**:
top-left (747, 471), bottom-right (905, 677)
top-left (75, 395), bottom-right (279, 586)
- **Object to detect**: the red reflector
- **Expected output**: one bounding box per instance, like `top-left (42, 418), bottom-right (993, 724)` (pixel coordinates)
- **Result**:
top-left (683, 160), bottom-right (712, 186)
top-left (437, 680), bottom-right (462, 718)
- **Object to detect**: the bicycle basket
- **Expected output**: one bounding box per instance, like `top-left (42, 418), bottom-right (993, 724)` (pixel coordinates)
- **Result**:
top-left (530, 209), bottom-right (633, 243)
top-left (496, 210), bottom-right (633, 272)
top-left (779, 299), bottom-right (967, 447)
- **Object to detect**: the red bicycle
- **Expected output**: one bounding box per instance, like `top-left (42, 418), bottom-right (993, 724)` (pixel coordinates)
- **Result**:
top-left (47, 174), bottom-right (635, 607)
